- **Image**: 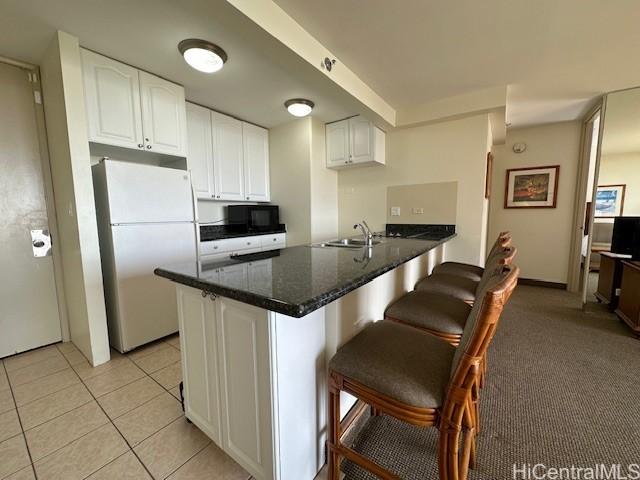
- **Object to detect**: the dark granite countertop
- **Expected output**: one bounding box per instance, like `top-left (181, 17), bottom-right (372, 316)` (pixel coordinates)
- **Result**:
top-left (199, 224), bottom-right (286, 241)
top-left (155, 235), bottom-right (455, 318)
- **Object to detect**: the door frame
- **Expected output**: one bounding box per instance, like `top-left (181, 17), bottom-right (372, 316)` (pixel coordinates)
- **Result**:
top-left (567, 101), bottom-right (604, 293)
top-left (0, 55), bottom-right (70, 341)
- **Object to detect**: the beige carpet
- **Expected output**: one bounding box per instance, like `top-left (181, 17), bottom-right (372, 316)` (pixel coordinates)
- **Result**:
top-left (343, 285), bottom-right (640, 479)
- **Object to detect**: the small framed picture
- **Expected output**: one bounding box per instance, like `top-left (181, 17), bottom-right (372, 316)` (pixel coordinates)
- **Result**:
top-left (504, 165), bottom-right (560, 209)
top-left (595, 184), bottom-right (625, 218)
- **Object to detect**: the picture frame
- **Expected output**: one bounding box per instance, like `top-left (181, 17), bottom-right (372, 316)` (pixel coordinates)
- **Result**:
top-left (485, 152), bottom-right (493, 199)
top-left (504, 165), bottom-right (560, 209)
top-left (594, 184), bottom-right (626, 218)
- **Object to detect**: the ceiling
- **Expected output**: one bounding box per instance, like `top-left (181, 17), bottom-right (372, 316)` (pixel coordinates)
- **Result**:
top-left (274, 0), bottom-right (640, 127)
top-left (601, 87), bottom-right (640, 156)
top-left (0, 0), bottom-right (375, 128)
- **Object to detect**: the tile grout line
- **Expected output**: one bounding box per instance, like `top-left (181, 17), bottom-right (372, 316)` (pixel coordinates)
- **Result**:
top-left (1, 358), bottom-right (38, 480)
top-left (162, 439), bottom-right (213, 480)
top-left (51, 343), bottom-right (157, 480)
top-left (5, 339), bottom-right (185, 480)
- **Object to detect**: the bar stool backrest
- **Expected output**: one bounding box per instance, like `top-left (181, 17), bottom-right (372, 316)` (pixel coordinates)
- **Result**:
top-left (449, 264), bottom-right (519, 381)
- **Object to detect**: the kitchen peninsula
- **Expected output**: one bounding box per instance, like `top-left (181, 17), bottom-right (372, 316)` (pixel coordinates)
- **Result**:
top-left (155, 234), bottom-right (455, 480)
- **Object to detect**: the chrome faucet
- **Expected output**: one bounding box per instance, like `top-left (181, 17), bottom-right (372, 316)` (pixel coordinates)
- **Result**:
top-left (353, 220), bottom-right (374, 246)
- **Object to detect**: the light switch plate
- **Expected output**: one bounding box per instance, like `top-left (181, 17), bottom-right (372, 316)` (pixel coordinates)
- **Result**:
top-left (390, 207), bottom-right (401, 216)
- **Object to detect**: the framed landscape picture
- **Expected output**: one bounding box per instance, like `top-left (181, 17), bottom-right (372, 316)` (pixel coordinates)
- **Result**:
top-left (595, 184), bottom-right (625, 218)
top-left (504, 165), bottom-right (560, 209)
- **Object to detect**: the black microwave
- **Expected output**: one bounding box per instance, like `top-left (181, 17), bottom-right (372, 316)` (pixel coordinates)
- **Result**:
top-left (227, 205), bottom-right (280, 232)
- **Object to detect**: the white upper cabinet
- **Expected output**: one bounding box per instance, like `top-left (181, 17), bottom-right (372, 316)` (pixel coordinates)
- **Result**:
top-left (242, 123), bottom-right (270, 202)
top-left (81, 49), bottom-right (187, 157)
top-left (185, 104), bottom-right (271, 203)
top-left (212, 112), bottom-right (245, 201)
top-left (325, 115), bottom-right (385, 169)
top-left (186, 103), bottom-right (215, 199)
top-left (139, 71), bottom-right (187, 156)
top-left (349, 116), bottom-right (374, 164)
top-left (81, 49), bottom-right (144, 150)
top-left (325, 119), bottom-right (349, 168)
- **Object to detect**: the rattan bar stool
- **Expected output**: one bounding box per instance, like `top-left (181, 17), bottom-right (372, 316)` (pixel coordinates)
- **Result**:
top-left (327, 265), bottom-right (519, 480)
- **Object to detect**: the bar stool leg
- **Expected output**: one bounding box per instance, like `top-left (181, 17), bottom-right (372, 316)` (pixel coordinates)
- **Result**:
top-left (328, 382), bottom-right (342, 480)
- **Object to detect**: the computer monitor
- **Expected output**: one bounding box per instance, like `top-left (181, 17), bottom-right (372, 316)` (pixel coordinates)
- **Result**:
top-left (611, 216), bottom-right (640, 257)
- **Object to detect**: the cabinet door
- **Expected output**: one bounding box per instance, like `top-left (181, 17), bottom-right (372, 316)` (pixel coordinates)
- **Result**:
top-left (81, 49), bottom-right (144, 150)
top-left (139, 71), bottom-right (187, 156)
top-left (212, 112), bottom-right (245, 201)
top-left (349, 116), bottom-right (373, 164)
top-left (216, 299), bottom-right (274, 480)
top-left (326, 119), bottom-right (350, 167)
top-left (242, 123), bottom-right (270, 202)
top-left (176, 286), bottom-right (223, 445)
top-left (186, 103), bottom-right (215, 199)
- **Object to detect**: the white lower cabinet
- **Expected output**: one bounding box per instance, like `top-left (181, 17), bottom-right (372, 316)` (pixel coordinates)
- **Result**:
top-left (176, 287), bottom-right (223, 445)
top-left (216, 300), bottom-right (274, 479)
top-left (177, 288), bottom-right (273, 480)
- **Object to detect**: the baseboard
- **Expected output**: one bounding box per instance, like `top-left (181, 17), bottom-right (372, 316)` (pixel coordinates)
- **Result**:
top-left (519, 278), bottom-right (567, 290)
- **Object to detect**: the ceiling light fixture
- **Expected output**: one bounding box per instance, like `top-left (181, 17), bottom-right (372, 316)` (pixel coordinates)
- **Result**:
top-left (284, 98), bottom-right (315, 117)
top-left (178, 39), bottom-right (227, 73)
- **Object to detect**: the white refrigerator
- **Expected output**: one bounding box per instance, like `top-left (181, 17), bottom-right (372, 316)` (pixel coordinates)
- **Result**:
top-left (93, 159), bottom-right (197, 352)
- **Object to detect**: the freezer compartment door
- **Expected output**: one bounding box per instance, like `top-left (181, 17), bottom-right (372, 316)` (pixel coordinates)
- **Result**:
top-left (110, 222), bottom-right (197, 351)
top-left (103, 160), bottom-right (194, 224)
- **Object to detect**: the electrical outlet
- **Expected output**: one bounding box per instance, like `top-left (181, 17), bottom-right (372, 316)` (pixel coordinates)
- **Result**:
top-left (390, 207), bottom-right (401, 216)
top-left (412, 207), bottom-right (424, 214)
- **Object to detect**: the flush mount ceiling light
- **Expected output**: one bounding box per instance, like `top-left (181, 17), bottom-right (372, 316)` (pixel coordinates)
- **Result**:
top-left (178, 39), bottom-right (227, 73)
top-left (285, 98), bottom-right (314, 117)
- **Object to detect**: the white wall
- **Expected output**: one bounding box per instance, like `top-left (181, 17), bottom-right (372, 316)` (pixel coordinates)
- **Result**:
top-left (338, 114), bottom-right (492, 265)
top-left (310, 117), bottom-right (338, 242)
top-left (269, 117), bottom-right (338, 246)
top-left (599, 152), bottom-right (640, 216)
top-left (40, 31), bottom-right (110, 365)
top-left (269, 118), bottom-right (312, 246)
top-left (488, 121), bottom-right (581, 284)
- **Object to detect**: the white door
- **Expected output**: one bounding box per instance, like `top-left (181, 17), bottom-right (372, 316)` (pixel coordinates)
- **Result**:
top-left (349, 116), bottom-right (373, 164)
top-left (110, 223), bottom-right (196, 352)
top-left (81, 49), bottom-right (144, 150)
top-left (212, 112), bottom-right (245, 201)
top-left (216, 298), bottom-right (274, 480)
top-left (326, 119), bottom-right (350, 167)
top-left (139, 71), bottom-right (187, 156)
top-left (186, 103), bottom-right (215, 200)
top-left (242, 123), bottom-right (270, 202)
top-left (0, 62), bottom-right (62, 358)
top-left (176, 286), bottom-right (223, 444)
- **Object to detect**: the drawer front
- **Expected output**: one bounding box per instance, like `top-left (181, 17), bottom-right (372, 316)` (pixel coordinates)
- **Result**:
top-left (200, 252), bottom-right (231, 263)
top-left (260, 233), bottom-right (286, 249)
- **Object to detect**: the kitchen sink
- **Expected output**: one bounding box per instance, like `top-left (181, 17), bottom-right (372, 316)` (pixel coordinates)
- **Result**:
top-left (312, 238), bottom-right (383, 248)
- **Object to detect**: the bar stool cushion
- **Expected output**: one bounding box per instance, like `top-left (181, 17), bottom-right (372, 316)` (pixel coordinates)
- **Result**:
top-left (414, 273), bottom-right (478, 303)
top-left (431, 262), bottom-right (483, 281)
top-left (329, 320), bottom-right (455, 408)
top-left (385, 291), bottom-right (472, 335)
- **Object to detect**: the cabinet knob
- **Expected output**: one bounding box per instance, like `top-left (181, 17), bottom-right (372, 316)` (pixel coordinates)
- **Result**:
top-left (213, 246), bottom-right (218, 249)
top-left (246, 196), bottom-right (250, 200)
top-left (146, 145), bottom-right (152, 150)
top-left (217, 195), bottom-right (220, 199)
top-left (273, 238), bottom-right (277, 242)
top-left (201, 290), bottom-right (207, 298)
top-left (145, 138), bottom-right (150, 142)
top-left (137, 144), bottom-right (144, 149)
top-left (247, 242), bottom-right (251, 245)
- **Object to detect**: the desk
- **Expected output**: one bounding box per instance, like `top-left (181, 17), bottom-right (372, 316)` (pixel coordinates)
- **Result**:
top-left (615, 261), bottom-right (640, 337)
top-left (595, 251), bottom-right (632, 308)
